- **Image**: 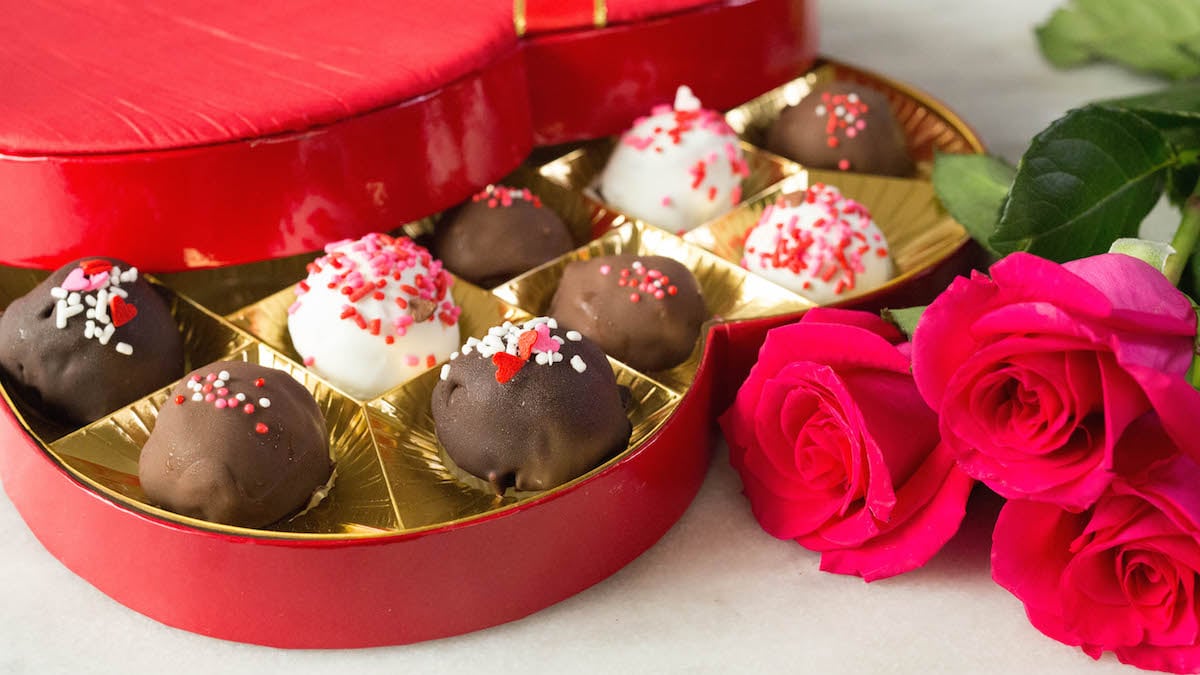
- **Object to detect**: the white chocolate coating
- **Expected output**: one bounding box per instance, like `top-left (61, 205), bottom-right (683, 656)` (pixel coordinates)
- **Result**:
top-left (287, 233), bottom-right (461, 399)
top-left (741, 184), bottom-right (894, 304)
top-left (599, 86), bottom-right (748, 233)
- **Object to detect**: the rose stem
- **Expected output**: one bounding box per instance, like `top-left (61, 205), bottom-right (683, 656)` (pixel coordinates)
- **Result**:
top-left (1165, 182), bottom-right (1200, 286)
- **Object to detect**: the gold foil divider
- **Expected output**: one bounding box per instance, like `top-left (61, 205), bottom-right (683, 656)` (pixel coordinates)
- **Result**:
top-left (366, 354), bottom-right (680, 529)
top-left (494, 221), bottom-right (812, 394)
top-left (687, 169), bottom-right (969, 306)
top-left (47, 341), bottom-right (400, 538)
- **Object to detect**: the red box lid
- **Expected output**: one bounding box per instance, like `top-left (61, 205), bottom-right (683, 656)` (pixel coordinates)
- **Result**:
top-left (0, 0), bottom-right (815, 271)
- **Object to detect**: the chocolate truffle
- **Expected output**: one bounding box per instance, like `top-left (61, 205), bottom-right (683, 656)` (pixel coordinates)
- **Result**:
top-left (288, 233), bottom-right (461, 400)
top-left (766, 82), bottom-right (916, 177)
top-left (0, 257), bottom-right (184, 426)
top-left (432, 317), bottom-right (631, 493)
top-left (433, 185), bottom-right (575, 287)
top-left (599, 86), bottom-right (749, 233)
top-left (139, 361), bottom-right (332, 529)
top-left (741, 183), bottom-right (894, 303)
top-left (549, 255), bottom-right (705, 372)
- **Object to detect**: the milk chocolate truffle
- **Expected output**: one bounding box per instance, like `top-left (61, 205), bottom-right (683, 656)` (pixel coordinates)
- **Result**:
top-left (549, 255), bottom-right (705, 372)
top-left (139, 361), bottom-right (332, 529)
top-left (766, 83), bottom-right (916, 177)
top-left (0, 257), bottom-right (184, 426)
top-left (432, 317), bottom-right (631, 493)
top-left (433, 185), bottom-right (575, 287)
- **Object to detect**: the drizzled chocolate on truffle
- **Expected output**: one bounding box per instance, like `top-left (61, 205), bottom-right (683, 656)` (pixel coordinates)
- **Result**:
top-left (766, 82), bottom-right (915, 177)
top-left (139, 361), bottom-right (332, 529)
top-left (549, 255), bottom-right (705, 372)
top-left (0, 257), bottom-right (184, 426)
top-left (432, 317), bottom-right (631, 493)
top-left (432, 185), bottom-right (575, 288)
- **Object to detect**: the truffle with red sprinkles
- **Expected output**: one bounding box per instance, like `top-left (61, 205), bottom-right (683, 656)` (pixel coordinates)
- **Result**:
top-left (287, 233), bottom-right (461, 399)
top-left (549, 255), bottom-right (705, 372)
top-left (741, 183), bottom-right (894, 303)
top-left (0, 257), bottom-right (184, 426)
top-left (599, 86), bottom-right (749, 233)
top-left (766, 82), bottom-right (915, 177)
top-left (432, 185), bottom-right (575, 287)
top-left (139, 361), bottom-right (332, 529)
top-left (432, 317), bottom-right (631, 493)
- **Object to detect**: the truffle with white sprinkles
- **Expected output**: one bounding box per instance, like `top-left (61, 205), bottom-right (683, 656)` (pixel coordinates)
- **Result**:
top-left (431, 317), bottom-right (631, 493)
top-left (0, 257), bottom-right (184, 425)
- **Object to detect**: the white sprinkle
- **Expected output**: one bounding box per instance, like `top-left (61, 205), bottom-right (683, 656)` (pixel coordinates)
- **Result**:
top-left (217, 370), bottom-right (230, 381)
top-left (462, 344), bottom-right (473, 355)
top-left (571, 355), bottom-right (587, 373)
top-left (814, 104), bottom-right (827, 116)
top-left (632, 261), bottom-right (644, 270)
top-left (50, 287), bottom-right (67, 300)
top-left (122, 267), bottom-right (139, 283)
top-left (535, 352), bottom-right (551, 365)
top-left (845, 113), bottom-right (856, 123)
top-left (552, 335), bottom-right (565, 344)
top-left (114, 342), bottom-right (133, 355)
top-left (94, 289), bottom-right (109, 322)
top-left (834, 106), bottom-right (845, 116)
top-left (109, 287), bottom-right (128, 299)
top-left (551, 351), bottom-right (564, 363)
top-left (450, 352), bottom-right (459, 360)
top-left (440, 364), bottom-right (450, 381)
top-left (235, 393), bottom-right (246, 401)
top-left (566, 330), bottom-right (582, 342)
top-left (109, 266), bottom-right (122, 283)
top-left (98, 323), bottom-right (115, 345)
top-left (547, 318), bottom-right (558, 329)
top-left (212, 380), bottom-right (225, 389)
top-left (847, 93), bottom-right (859, 103)
top-left (192, 393), bottom-right (203, 401)
top-left (488, 325), bottom-right (506, 337)
top-left (84, 320), bottom-right (95, 339)
top-left (54, 300), bottom-right (69, 329)
top-left (258, 398), bottom-right (271, 408)
top-left (67, 292), bottom-right (81, 306)
top-left (84, 294), bottom-right (96, 306)
top-left (85, 309), bottom-right (95, 320)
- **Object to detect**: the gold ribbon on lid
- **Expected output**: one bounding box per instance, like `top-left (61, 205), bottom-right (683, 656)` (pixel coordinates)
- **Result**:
top-left (514, 0), bottom-right (607, 37)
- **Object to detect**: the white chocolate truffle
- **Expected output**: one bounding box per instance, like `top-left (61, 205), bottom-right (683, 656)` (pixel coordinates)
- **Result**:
top-left (741, 184), bottom-right (894, 304)
top-left (287, 233), bottom-right (462, 399)
top-left (599, 86), bottom-right (749, 233)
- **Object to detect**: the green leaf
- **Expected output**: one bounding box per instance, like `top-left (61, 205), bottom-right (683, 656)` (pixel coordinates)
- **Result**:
top-left (990, 106), bottom-right (1174, 261)
top-left (1036, 0), bottom-right (1200, 80)
top-left (931, 153), bottom-right (1015, 252)
top-left (1164, 125), bottom-right (1200, 206)
top-left (1101, 85), bottom-right (1200, 205)
top-left (881, 306), bottom-right (928, 340)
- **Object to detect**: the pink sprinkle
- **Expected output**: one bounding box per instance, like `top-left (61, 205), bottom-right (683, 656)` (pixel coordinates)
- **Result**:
top-left (215, 399), bottom-right (227, 409)
top-left (654, 290), bottom-right (665, 299)
top-left (204, 393), bottom-right (215, 402)
top-left (227, 397), bottom-right (238, 407)
top-left (287, 300), bottom-right (302, 314)
top-left (630, 293), bottom-right (641, 303)
top-left (243, 404), bottom-right (255, 414)
top-left (190, 375), bottom-right (201, 383)
top-left (304, 356), bottom-right (315, 366)
top-left (405, 355), bottom-right (420, 367)
top-left (661, 196), bottom-right (672, 207)
top-left (217, 388), bottom-right (228, 396)
top-left (206, 373), bottom-right (216, 382)
top-left (532, 323), bottom-right (560, 353)
top-left (599, 264), bottom-right (611, 275)
top-left (838, 159), bottom-right (851, 171)
top-left (846, 127), bottom-right (858, 138)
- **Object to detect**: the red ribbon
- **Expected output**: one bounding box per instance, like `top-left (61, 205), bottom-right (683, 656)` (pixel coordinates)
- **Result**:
top-left (514, 0), bottom-right (607, 36)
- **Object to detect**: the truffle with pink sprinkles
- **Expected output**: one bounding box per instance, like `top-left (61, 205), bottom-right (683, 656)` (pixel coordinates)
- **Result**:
top-left (599, 86), bottom-right (749, 233)
top-left (287, 233), bottom-right (462, 399)
top-left (741, 183), bottom-right (894, 304)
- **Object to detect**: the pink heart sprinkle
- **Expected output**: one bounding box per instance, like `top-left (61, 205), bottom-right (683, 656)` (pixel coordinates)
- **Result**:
top-left (532, 323), bottom-right (560, 353)
top-left (60, 267), bottom-right (90, 291)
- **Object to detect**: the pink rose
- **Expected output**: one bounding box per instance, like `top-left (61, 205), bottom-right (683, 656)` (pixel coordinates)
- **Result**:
top-left (913, 252), bottom-right (1200, 510)
top-left (993, 415), bottom-right (1200, 673)
top-left (719, 308), bottom-right (974, 581)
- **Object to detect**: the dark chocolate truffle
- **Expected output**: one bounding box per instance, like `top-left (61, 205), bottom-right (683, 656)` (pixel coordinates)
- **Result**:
top-left (548, 255), bottom-right (705, 372)
top-left (433, 185), bottom-right (575, 287)
top-left (432, 317), bottom-right (631, 493)
top-left (0, 257), bottom-right (185, 426)
top-left (766, 83), bottom-right (916, 177)
top-left (139, 361), bottom-right (332, 528)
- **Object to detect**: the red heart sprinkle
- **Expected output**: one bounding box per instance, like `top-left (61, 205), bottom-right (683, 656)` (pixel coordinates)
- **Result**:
top-left (80, 259), bottom-right (113, 276)
top-left (109, 296), bottom-right (138, 327)
top-left (492, 352), bottom-right (526, 384)
top-left (108, 295), bottom-right (137, 326)
top-left (517, 330), bottom-right (538, 360)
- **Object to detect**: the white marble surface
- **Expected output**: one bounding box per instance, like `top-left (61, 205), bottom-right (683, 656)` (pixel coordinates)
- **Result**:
top-left (0, 1), bottom-right (1181, 673)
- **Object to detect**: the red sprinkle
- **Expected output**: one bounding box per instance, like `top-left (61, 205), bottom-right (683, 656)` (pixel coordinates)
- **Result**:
top-left (630, 293), bottom-right (641, 303)
top-left (243, 404), bottom-right (255, 414)
top-left (492, 352), bottom-right (526, 384)
top-left (254, 378), bottom-right (265, 387)
top-left (174, 395), bottom-right (185, 405)
top-left (255, 423), bottom-right (269, 434)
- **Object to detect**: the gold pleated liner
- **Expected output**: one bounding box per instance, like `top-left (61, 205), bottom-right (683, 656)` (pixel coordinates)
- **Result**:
top-left (724, 59), bottom-right (987, 176)
top-left (684, 169), bottom-right (968, 306)
top-left (537, 139), bottom-right (801, 233)
top-left (0, 266), bottom-right (249, 443)
top-left (366, 355), bottom-right (681, 528)
top-left (226, 278), bottom-right (528, 402)
top-left (493, 221), bottom-right (814, 393)
top-left (46, 342), bottom-right (397, 537)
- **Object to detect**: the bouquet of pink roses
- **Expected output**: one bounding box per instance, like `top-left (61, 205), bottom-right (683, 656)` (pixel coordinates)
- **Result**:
top-left (720, 23), bottom-right (1200, 671)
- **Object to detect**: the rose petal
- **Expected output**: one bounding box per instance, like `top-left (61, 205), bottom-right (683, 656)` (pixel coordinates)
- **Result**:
top-left (801, 307), bottom-right (906, 345)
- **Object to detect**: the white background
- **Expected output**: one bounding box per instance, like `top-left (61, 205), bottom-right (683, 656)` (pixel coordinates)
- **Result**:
top-left (0, 1), bottom-right (1181, 673)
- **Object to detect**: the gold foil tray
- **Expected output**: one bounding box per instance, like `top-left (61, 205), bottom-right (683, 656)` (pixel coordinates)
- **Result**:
top-left (494, 221), bottom-right (813, 394)
top-left (725, 59), bottom-right (987, 176)
top-left (367, 356), bottom-right (681, 528)
top-left (226, 278), bottom-right (528, 401)
top-left (538, 139), bottom-right (802, 233)
top-left (685, 170), bottom-right (968, 306)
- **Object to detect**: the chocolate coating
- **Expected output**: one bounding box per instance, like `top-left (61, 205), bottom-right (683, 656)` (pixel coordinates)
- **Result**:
top-left (433, 186), bottom-right (575, 287)
top-left (0, 257), bottom-right (184, 426)
top-left (432, 321), bottom-right (631, 493)
top-left (139, 361), bottom-right (332, 528)
top-left (766, 82), bottom-right (916, 177)
top-left (549, 255), bottom-right (705, 372)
